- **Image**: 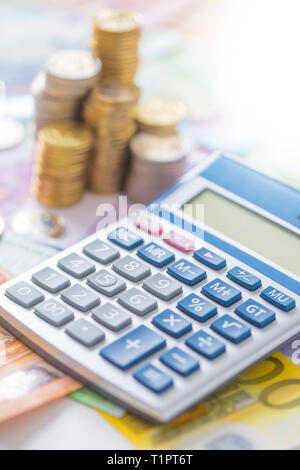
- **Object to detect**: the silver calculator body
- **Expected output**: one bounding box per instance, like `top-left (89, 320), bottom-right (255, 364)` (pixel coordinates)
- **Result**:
top-left (0, 153), bottom-right (299, 423)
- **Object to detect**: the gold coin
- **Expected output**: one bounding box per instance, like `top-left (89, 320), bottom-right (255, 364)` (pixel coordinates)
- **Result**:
top-left (94, 10), bottom-right (143, 33)
top-left (11, 209), bottom-right (64, 237)
top-left (134, 99), bottom-right (187, 127)
top-left (38, 121), bottom-right (94, 149)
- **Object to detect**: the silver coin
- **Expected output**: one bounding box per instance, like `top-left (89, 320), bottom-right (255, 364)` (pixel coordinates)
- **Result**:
top-left (11, 210), bottom-right (64, 238)
top-left (0, 118), bottom-right (25, 150)
top-left (46, 50), bottom-right (101, 80)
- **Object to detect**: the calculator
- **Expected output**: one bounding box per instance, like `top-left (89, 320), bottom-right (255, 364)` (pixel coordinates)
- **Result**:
top-left (0, 153), bottom-right (299, 423)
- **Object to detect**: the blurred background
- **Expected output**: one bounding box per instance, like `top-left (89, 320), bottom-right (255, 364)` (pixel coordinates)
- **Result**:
top-left (0, 0), bottom-right (299, 250)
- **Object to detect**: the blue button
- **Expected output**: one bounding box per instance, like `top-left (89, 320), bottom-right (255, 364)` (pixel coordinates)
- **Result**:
top-left (211, 314), bottom-right (251, 344)
top-left (152, 309), bottom-right (192, 338)
top-left (193, 248), bottom-right (226, 270)
top-left (160, 347), bottom-right (199, 376)
top-left (202, 278), bottom-right (242, 307)
top-left (167, 258), bottom-right (206, 286)
top-left (177, 293), bottom-right (217, 322)
top-left (235, 299), bottom-right (276, 328)
top-left (227, 267), bottom-right (262, 291)
top-left (133, 363), bottom-right (173, 393)
top-left (107, 227), bottom-right (143, 250)
top-left (100, 325), bottom-right (166, 370)
top-left (260, 286), bottom-right (296, 312)
top-left (185, 330), bottom-right (226, 359)
top-left (137, 242), bottom-right (175, 267)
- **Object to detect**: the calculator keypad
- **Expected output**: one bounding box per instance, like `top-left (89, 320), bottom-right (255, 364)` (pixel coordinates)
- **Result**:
top-left (210, 314), bottom-right (251, 344)
top-left (32, 267), bottom-right (70, 293)
top-left (112, 255), bottom-right (151, 282)
top-left (83, 240), bottom-right (119, 264)
top-left (86, 270), bottom-right (126, 296)
top-left (2, 212), bottom-right (298, 421)
top-left (65, 318), bottom-right (105, 347)
top-left (34, 299), bottom-right (74, 327)
top-left (118, 287), bottom-right (157, 316)
top-left (61, 284), bottom-right (100, 312)
top-left (100, 325), bottom-right (166, 369)
top-left (142, 273), bottom-right (182, 301)
top-left (5, 281), bottom-right (44, 308)
top-left (202, 278), bottom-right (242, 307)
top-left (58, 253), bottom-right (95, 279)
top-left (92, 303), bottom-right (131, 331)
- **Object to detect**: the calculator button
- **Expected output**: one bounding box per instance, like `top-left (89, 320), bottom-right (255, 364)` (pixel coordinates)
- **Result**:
top-left (58, 253), bottom-right (95, 279)
top-left (107, 227), bottom-right (143, 250)
top-left (177, 293), bottom-right (217, 322)
top-left (186, 330), bottom-right (226, 359)
top-left (86, 270), bottom-right (126, 296)
top-left (133, 214), bottom-right (163, 235)
top-left (61, 284), bottom-right (100, 312)
top-left (83, 240), bottom-right (119, 264)
top-left (167, 258), bottom-right (206, 286)
top-left (32, 267), bottom-right (70, 293)
top-left (92, 303), bottom-right (131, 331)
top-left (211, 314), bottom-right (251, 344)
top-left (193, 248), bottom-right (226, 270)
top-left (100, 325), bottom-right (166, 369)
top-left (235, 299), bottom-right (276, 328)
top-left (66, 319), bottom-right (105, 347)
top-left (227, 267), bottom-right (262, 291)
top-left (152, 309), bottom-right (192, 338)
top-left (260, 286), bottom-right (296, 312)
top-left (118, 288), bottom-right (157, 316)
top-left (202, 278), bottom-right (242, 307)
top-left (112, 255), bottom-right (151, 282)
top-left (133, 363), bottom-right (173, 393)
top-left (34, 299), bottom-right (74, 327)
top-left (160, 347), bottom-right (199, 376)
top-left (137, 242), bottom-right (175, 267)
top-left (143, 273), bottom-right (182, 301)
top-left (5, 281), bottom-right (44, 308)
top-left (162, 231), bottom-right (195, 253)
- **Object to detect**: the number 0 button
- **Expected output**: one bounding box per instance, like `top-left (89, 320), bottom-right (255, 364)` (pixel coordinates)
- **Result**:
top-left (5, 281), bottom-right (44, 308)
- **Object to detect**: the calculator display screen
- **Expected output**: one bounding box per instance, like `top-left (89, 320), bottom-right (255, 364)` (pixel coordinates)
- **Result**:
top-left (184, 189), bottom-right (300, 277)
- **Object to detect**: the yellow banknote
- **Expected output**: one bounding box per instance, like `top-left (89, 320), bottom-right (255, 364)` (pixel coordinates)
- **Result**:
top-left (99, 352), bottom-right (300, 449)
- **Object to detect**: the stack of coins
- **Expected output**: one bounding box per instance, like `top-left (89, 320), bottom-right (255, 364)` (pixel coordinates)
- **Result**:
top-left (83, 82), bottom-right (141, 194)
top-left (31, 50), bottom-right (101, 131)
top-left (92, 9), bottom-right (142, 86)
top-left (125, 133), bottom-right (188, 204)
top-left (33, 121), bottom-right (94, 207)
top-left (134, 98), bottom-right (186, 136)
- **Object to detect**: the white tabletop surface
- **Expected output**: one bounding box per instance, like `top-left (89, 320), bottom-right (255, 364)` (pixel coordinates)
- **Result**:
top-left (0, 397), bottom-right (135, 450)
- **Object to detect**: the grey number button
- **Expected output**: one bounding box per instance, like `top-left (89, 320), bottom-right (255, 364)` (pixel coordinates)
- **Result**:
top-left (92, 303), bottom-right (131, 331)
top-left (112, 255), bottom-right (151, 282)
top-left (58, 253), bottom-right (95, 279)
top-left (5, 281), bottom-right (44, 308)
top-left (118, 287), bottom-right (157, 316)
top-left (61, 284), bottom-right (100, 312)
top-left (83, 240), bottom-right (119, 264)
top-left (34, 299), bottom-right (74, 326)
top-left (65, 318), bottom-right (105, 347)
top-left (32, 267), bottom-right (70, 293)
top-left (87, 270), bottom-right (126, 296)
top-left (143, 273), bottom-right (182, 301)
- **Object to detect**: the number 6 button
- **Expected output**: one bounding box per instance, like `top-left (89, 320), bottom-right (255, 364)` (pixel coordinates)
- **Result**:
top-left (118, 288), bottom-right (157, 316)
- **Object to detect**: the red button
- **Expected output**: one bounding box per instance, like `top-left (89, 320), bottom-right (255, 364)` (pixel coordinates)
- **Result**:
top-left (133, 214), bottom-right (163, 236)
top-left (163, 231), bottom-right (195, 253)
